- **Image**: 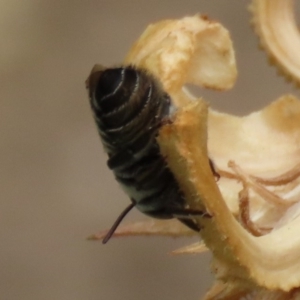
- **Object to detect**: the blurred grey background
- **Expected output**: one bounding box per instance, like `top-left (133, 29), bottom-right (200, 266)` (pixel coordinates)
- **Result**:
top-left (1, 1), bottom-right (299, 299)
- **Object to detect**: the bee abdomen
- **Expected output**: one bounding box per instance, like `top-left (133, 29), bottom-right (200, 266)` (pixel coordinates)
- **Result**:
top-left (88, 66), bottom-right (171, 152)
top-left (87, 65), bottom-right (204, 242)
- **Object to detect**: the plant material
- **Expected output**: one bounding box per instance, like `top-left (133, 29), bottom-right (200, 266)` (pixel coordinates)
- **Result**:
top-left (89, 219), bottom-right (196, 240)
top-left (250, 0), bottom-right (300, 86)
top-left (93, 4), bottom-right (300, 299)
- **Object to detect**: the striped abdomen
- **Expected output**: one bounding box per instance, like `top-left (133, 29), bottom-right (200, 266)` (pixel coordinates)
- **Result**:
top-left (87, 65), bottom-right (204, 242)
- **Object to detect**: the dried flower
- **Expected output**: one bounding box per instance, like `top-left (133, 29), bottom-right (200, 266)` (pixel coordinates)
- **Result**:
top-left (92, 2), bottom-right (300, 299)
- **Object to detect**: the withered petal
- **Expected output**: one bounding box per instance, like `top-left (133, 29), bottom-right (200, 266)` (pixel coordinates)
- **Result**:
top-left (125, 14), bottom-right (237, 107)
top-left (250, 0), bottom-right (300, 86)
top-left (159, 98), bottom-right (300, 291)
top-left (122, 12), bottom-right (300, 296)
top-left (171, 241), bottom-right (208, 255)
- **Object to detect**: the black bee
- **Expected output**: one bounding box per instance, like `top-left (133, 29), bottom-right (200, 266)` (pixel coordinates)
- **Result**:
top-left (86, 65), bottom-right (211, 243)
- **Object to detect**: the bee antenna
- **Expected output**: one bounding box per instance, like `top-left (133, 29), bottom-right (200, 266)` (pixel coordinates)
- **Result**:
top-left (102, 202), bottom-right (136, 244)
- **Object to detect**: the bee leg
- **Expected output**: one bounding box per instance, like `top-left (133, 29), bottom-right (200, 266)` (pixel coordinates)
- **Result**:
top-left (178, 218), bottom-right (201, 232)
top-left (169, 208), bottom-right (212, 232)
top-left (102, 202), bottom-right (136, 244)
top-left (209, 159), bottom-right (220, 181)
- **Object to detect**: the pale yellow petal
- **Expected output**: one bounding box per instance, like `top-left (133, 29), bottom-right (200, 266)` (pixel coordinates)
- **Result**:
top-left (125, 14), bottom-right (237, 106)
top-left (171, 241), bottom-right (208, 255)
top-left (159, 98), bottom-right (300, 291)
top-left (250, 0), bottom-right (300, 86)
